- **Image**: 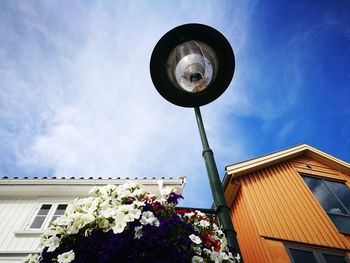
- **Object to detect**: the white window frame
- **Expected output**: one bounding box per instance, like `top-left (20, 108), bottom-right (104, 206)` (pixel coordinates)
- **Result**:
top-left (26, 202), bottom-right (68, 230)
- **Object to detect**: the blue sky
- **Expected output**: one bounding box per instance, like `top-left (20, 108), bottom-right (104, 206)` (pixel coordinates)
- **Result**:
top-left (0, 1), bottom-right (349, 207)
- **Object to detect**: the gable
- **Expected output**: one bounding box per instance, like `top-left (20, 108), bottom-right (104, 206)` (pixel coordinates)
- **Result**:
top-left (290, 155), bottom-right (349, 182)
top-left (225, 144), bottom-right (350, 180)
top-left (224, 153), bottom-right (350, 203)
top-left (223, 144), bottom-right (350, 209)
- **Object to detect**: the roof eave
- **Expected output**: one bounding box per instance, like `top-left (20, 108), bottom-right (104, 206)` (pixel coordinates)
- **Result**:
top-left (225, 144), bottom-right (350, 180)
top-left (0, 177), bottom-right (187, 198)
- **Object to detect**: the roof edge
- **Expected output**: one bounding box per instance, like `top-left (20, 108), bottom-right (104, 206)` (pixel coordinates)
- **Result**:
top-left (0, 177), bottom-right (186, 185)
top-left (0, 177), bottom-right (187, 198)
top-left (225, 144), bottom-right (350, 178)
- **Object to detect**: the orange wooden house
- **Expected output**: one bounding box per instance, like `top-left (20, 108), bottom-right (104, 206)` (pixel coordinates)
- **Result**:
top-left (223, 144), bottom-right (350, 263)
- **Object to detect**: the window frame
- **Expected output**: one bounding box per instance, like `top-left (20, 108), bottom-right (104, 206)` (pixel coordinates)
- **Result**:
top-left (301, 174), bottom-right (350, 234)
top-left (27, 202), bottom-right (68, 230)
top-left (285, 244), bottom-right (350, 263)
top-left (321, 179), bottom-right (350, 216)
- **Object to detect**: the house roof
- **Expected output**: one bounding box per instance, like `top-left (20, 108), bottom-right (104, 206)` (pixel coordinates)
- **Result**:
top-left (0, 176), bottom-right (179, 180)
top-left (0, 176), bottom-right (186, 198)
top-left (223, 144), bottom-right (350, 189)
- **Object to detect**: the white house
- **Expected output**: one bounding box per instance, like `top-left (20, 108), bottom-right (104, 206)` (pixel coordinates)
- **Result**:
top-left (0, 176), bottom-right (186, 262)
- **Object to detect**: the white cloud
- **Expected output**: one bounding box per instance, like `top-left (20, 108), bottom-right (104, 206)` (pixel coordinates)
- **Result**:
top-left (1, 1), bottom-right (258, 206)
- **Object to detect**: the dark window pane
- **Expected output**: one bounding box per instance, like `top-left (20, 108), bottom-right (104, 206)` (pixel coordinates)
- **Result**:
top-left (327, 214), bottom-right (350, 234)
top-left (50, 204), bottom-right (67, 223)
top-left (322, 253), bottom-right (347, 263)
top-left (289, 249), bottom-right (318, 263)
top-left (302, 177), bottom-right (346, 214)
top-left (37, 204), bottom-right (52, 215)
top-left (325, 181), bottom-right (350, 212)
top-left (30, 216), bottom-right (45, 228)
top-left (54, 204), bottom-right (67, 215)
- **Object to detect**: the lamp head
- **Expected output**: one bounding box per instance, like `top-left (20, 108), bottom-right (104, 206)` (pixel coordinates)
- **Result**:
top-left (150, 23), bottom-right (234, 107)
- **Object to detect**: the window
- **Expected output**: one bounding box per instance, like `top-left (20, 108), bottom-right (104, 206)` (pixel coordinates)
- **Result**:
top-left (28, 203), bottom-right (67, 230)
top-left (301, 175), bottom-right (350, 234)
top-left (289, 248), bottom-right (318, 263)
top-left (51, 204), bottom-right (68, 223)
top-left (30, 204), bottom-right (52, 229)
top-left (286, 245), bottom-right (349, 263)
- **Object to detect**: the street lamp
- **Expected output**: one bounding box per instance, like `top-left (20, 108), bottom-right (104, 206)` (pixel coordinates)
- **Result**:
top-left (150, 23), bottom-right (242, 260)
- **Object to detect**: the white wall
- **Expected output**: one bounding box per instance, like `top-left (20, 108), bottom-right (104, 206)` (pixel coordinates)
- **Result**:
top-left (0, 197), bottom-right (74, 260)
top-left (0, 198), bottom-right (39, 253)
top-left (0, 178), bottom-right (186, 260)
top-left (0, 257), bottom-right (23, 263)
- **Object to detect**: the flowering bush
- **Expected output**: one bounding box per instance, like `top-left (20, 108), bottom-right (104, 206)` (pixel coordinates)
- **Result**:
top-left (25, 183), bottom-right (240, 263)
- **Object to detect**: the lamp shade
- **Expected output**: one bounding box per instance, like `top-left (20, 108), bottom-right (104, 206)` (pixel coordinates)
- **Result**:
top-left (150, 23), bottom-right (235, 107)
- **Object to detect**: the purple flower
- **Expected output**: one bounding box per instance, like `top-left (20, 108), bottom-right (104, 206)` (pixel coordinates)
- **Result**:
top-left (166, 192), bottom-right (183, 204)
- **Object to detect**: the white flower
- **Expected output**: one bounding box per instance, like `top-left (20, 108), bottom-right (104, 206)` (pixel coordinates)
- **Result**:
top-left (66, 213), bottom-right (95, 235)
top-left (101, 207), bottom-right (118, 218)
top-left (192, 255), bottom-right (204, 263)
top-left (98, 218), bottom-right (110, 229)
top-left (105, 184), bottom-right (117, 192)
top-left (134, 226), bottom-right (143, 239)
top-left (112, 220), bottom-right (127, 234)
top-left (129, 208), bottom-right (141, 218)
top-left (220, 251), bottom-right (232, 261)
top-left (199, 220), bottom-right (210, 227)
top-left (140, 211), bottom-right (160, 226)
top-left (193, 246), bottom-right (202, 255)
top-left (89, 186), bottom-right (99, 195)
top-left (43, 236), bottom-right (61, 252)
top-left (121, 205), bottom-right (141, 222)
top-left (123, 182), bottom-right (138, 189)
top-left (53, 215), bottom-right (71, 227)
top-left (189, 234), bottom-right (202, 244)
top-left (209, 251), bottom-right (221, 263)
top-left (133, 200), bottom-right (146, 208)
top-left (160, 186), bottom-right (174, 199)
top-left (220, 235), bottom-right (228, 250)
top-left (57, 250), bottom-right (75, 263)
top-left (124, 213), bottom-right (135, 222)
top-left (23, 253), bottom-right (39, 263)
top-left (184, 212), bottom-right (195, 218)
top-left (209, 250), bottom-right (235, 263)
top-left (234, 253), bottom-right (241, 262)
top-left (131, 188), bottom-right (147, 197)
top-left (203, 248), bottom-right (211, 255)
top-left (195, 210), bottom-right (206, 217)
top-left (41, 229), bottom-right (60, 239)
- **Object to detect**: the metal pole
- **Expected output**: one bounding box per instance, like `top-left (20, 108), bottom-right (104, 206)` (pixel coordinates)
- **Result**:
top-left (194, 106), bottom-right (243, 261)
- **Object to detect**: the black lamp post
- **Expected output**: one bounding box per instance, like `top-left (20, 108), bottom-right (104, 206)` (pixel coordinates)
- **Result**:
top-left (150, 23), bottom-right (242, 260)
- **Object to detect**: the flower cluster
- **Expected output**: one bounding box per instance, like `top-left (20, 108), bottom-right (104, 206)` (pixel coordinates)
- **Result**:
top-left (25, 183), bottom-right (240, 263)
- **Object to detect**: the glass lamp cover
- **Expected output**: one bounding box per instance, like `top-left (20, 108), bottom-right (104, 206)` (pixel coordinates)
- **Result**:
top-left (167, 41), bottom-right (218, 93)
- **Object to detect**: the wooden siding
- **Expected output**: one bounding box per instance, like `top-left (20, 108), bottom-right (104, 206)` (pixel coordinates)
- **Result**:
top-left (265, 239), bottom-right (291, 263)
top-left (290, 156), bottom-right (348, 181)
top-left (231, 188), bottom-right (272, 262)
top-left (0, 198), bottom-right (39, 253)
top-left (0, 197), bottom-right (74, 255)
top-left (229, 157), bottom-right (350, 262)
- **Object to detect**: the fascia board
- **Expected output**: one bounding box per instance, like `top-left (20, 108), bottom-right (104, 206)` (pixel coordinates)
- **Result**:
top-left (226, 144), bottom-right (308, 177)
top-left (0, 177), bottom-right (186, 198)
top-left (225, 144), bottom-right (350, 179)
